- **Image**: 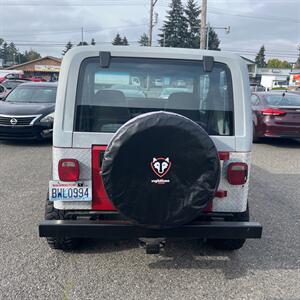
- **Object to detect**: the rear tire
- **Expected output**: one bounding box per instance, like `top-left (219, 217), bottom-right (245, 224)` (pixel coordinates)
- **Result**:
top-left (207, 205), bottom-right (249, 251)
top-left (45, 198), bottom-right (79, 251)
top-left (253, 125), bottom-right (260, 143)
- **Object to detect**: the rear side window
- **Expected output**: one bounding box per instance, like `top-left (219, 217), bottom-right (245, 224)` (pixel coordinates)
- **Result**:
top-left (75, 57), bottom-right (234, 136)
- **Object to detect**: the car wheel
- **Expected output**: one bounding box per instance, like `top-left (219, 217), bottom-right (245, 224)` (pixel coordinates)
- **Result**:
top-left (44, 197), bottom-right (79, 251)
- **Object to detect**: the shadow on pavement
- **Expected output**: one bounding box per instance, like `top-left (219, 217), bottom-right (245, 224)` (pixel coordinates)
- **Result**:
top-left (69, 163), bottom-right (299, 280)
top-left (0, 139), bottom-right (52, 148)
top-left (256, 137), bottom-right (300, 148)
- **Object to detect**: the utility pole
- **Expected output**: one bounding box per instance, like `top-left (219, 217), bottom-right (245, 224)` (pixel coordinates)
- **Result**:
top-left (81, 27), bottom-right (84, 45)
top-left (200, 0), bottom-right (207, 49)
top-left (149, 0), bottom-right (158, 46)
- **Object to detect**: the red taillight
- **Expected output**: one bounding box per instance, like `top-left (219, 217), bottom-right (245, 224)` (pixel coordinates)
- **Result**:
top-left (227, 162), bottom-right (248, 185)
top-left (58, 159), bottom-right (79, 181)
top-left (260, 108), bottom-right (286, 116)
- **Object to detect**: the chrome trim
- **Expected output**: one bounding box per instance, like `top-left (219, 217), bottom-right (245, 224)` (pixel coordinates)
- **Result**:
top-left (0, 114), bottom-right (42, 127)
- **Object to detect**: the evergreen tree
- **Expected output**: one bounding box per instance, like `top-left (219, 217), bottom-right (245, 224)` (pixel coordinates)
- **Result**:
top-left (91, 38), bottom-right (96, 46)
top-left (185, 0), bottom-right (200, 49)
top-left (295, 46), bottom-right (300, 68)
top-left (207, 28), bottom-right (220, 50)
top-left (62, 41), bottom-right (73, 55)
top-left (112, 33), bottom-right (123, 45)
top-left (122, 36), bottom-right (129, 46)
top-left (138, 33), bottom-right (149, 46)
top-left (158, 0), bottom-right (189, 48)
top-left (255, 45), bottom-right (266, 68)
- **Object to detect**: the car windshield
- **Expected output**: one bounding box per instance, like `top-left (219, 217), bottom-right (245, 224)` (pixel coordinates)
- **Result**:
top-left (265, 93), bottom-right (300, 107)
top-left (75, 57), bottom-right (234, 136)
top-left (5, 85), bottom-right (57, 103)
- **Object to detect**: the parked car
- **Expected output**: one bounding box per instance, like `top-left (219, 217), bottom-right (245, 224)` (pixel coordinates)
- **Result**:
top-left (251, 91), bottom-right (300, 141)
top-left (109, 84), bottom-right (146, 98)
top-left (39, 46), bottom-right (262, 253)
top-left (2, 79), bottom-right (28, 91)
top-left (0, 70), bottom-right (24, 83)
top-left (159, 87), bottom-right (192, 99)
top-left (0, 82), bottom-right (57, 140)
top-left (250, 83), bottom-right (265, 92)
top-left (0, 84), bottom-right (8, 100)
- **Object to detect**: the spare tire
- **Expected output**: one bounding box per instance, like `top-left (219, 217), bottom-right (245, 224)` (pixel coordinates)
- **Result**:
top-left (102, 111), bottom-right (220, 229)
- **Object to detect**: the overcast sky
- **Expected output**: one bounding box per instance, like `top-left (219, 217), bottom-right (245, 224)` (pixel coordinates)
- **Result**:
top-left (0, 0), bottom-right (299, 62)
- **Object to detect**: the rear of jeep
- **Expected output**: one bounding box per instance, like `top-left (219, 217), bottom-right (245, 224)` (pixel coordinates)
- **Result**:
top-left (39, 46), bottom-right (262, 253)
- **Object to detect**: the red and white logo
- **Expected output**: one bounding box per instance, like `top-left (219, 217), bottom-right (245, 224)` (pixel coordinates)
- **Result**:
top-left (151, 157), bottom-right (171, 178)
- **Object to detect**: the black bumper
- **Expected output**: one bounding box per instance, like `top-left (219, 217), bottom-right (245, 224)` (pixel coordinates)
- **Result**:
top-left (39, 220), bottom-right (262, 239)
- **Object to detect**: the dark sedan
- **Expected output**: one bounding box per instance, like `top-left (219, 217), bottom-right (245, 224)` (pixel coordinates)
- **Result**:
top-left (0, 82), bottom-right (57, 140)
top-left (251, 91), bottom-right (300, 141)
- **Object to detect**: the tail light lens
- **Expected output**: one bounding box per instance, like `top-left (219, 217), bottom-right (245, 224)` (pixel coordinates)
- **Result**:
top-left (58, 159), bottom-right (79, 181)
top-left (260, 108), bottom-right (286, 116)
top-left (227, 162), bottom-right (248, 185)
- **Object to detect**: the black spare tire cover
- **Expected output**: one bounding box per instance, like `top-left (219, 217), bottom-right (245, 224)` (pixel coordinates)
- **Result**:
top-left (102, 111), bottom-right (220, 229)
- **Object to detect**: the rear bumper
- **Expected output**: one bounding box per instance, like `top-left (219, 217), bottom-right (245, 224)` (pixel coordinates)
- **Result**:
top-left (39, 220), bottom-right (262, 239)
top-left (256, 123), bottom-right (300, 138)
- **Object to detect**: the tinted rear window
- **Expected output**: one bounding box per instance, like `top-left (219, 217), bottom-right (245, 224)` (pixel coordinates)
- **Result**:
top-left (75, 57), bottom-right (234, 135)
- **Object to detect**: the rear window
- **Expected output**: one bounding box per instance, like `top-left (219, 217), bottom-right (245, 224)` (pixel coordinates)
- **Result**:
top-left (265, 94), bottom-right (300, 107)
top-left (75, 57), bottom-right (234, 136)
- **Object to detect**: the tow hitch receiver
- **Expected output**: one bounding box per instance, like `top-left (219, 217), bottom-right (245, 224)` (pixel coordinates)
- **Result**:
top-left (139, 238), bottom-right (166, 254)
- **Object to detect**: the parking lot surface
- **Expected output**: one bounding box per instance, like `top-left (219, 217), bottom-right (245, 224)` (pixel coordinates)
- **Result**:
top-left (0, 139), bottom-right (299, 300)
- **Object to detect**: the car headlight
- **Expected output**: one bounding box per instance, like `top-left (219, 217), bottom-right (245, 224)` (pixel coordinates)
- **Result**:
top-left (40, 112), bottom-right (54, 123)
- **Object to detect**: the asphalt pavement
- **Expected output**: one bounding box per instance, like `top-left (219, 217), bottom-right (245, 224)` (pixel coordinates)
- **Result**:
top-left (0, 138), bottom-right (299, 300)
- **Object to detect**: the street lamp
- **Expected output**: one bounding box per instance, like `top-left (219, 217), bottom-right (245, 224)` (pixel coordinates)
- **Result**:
top-left (206, 24), bottom-right (230, 50)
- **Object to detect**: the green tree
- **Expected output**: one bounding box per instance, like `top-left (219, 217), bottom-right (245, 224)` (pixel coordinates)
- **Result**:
top-left (185, 0), bottom-right (200, 49)
top-left (255, 45), bottom-right (266, 68)
top-left (295, 46), bottom-right (300, 68)
top-left (267, 58), bottom-right (291, 69)
top-left (23, 50), bottom-right (41, 62)
top-left (62, 41), bottom-right (73, 55)
top-left (138, 33), bottom-right (149, 46)
top-left (158, 0), bottom-right (189, 48)
top-left (122, 36), bottom-right (129, 46)
top-left (112, 33), bottom-right (123, 45)
top-left (207, 28), bottom-right (220, 50)
top-left (91, 38), bottom-right (96, 45)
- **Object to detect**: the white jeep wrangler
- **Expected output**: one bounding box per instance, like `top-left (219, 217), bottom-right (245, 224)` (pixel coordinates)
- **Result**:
top-left (39, 46), bottom-right (262, 253)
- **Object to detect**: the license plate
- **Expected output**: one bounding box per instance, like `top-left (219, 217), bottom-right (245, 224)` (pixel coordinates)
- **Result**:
top-left (49, 181), bottom-right (92, 201)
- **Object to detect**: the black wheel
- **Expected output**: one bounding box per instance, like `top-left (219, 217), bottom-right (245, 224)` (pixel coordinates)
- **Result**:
top-left (207, 205), bottom-right (249, 251)
top-left (253, 124), bottom-right (260, 143)
top-left (44, 198), bottom-right (79, 251)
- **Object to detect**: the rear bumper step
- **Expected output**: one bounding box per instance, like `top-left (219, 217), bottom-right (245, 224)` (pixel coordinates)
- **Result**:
top-left (39, 220), bottom-right (262, 239)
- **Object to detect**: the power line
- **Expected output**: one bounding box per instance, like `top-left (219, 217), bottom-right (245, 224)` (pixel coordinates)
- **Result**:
top-left (209, 8), bottom-right (300, 24)
top-left (0, 0), bottom-right (156, 6)
top-left (0, 24), bottom-right (148, 38)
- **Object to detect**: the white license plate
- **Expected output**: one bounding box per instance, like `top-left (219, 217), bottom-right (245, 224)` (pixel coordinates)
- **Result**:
top-left (49, 181), bottom-right (92, 201)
